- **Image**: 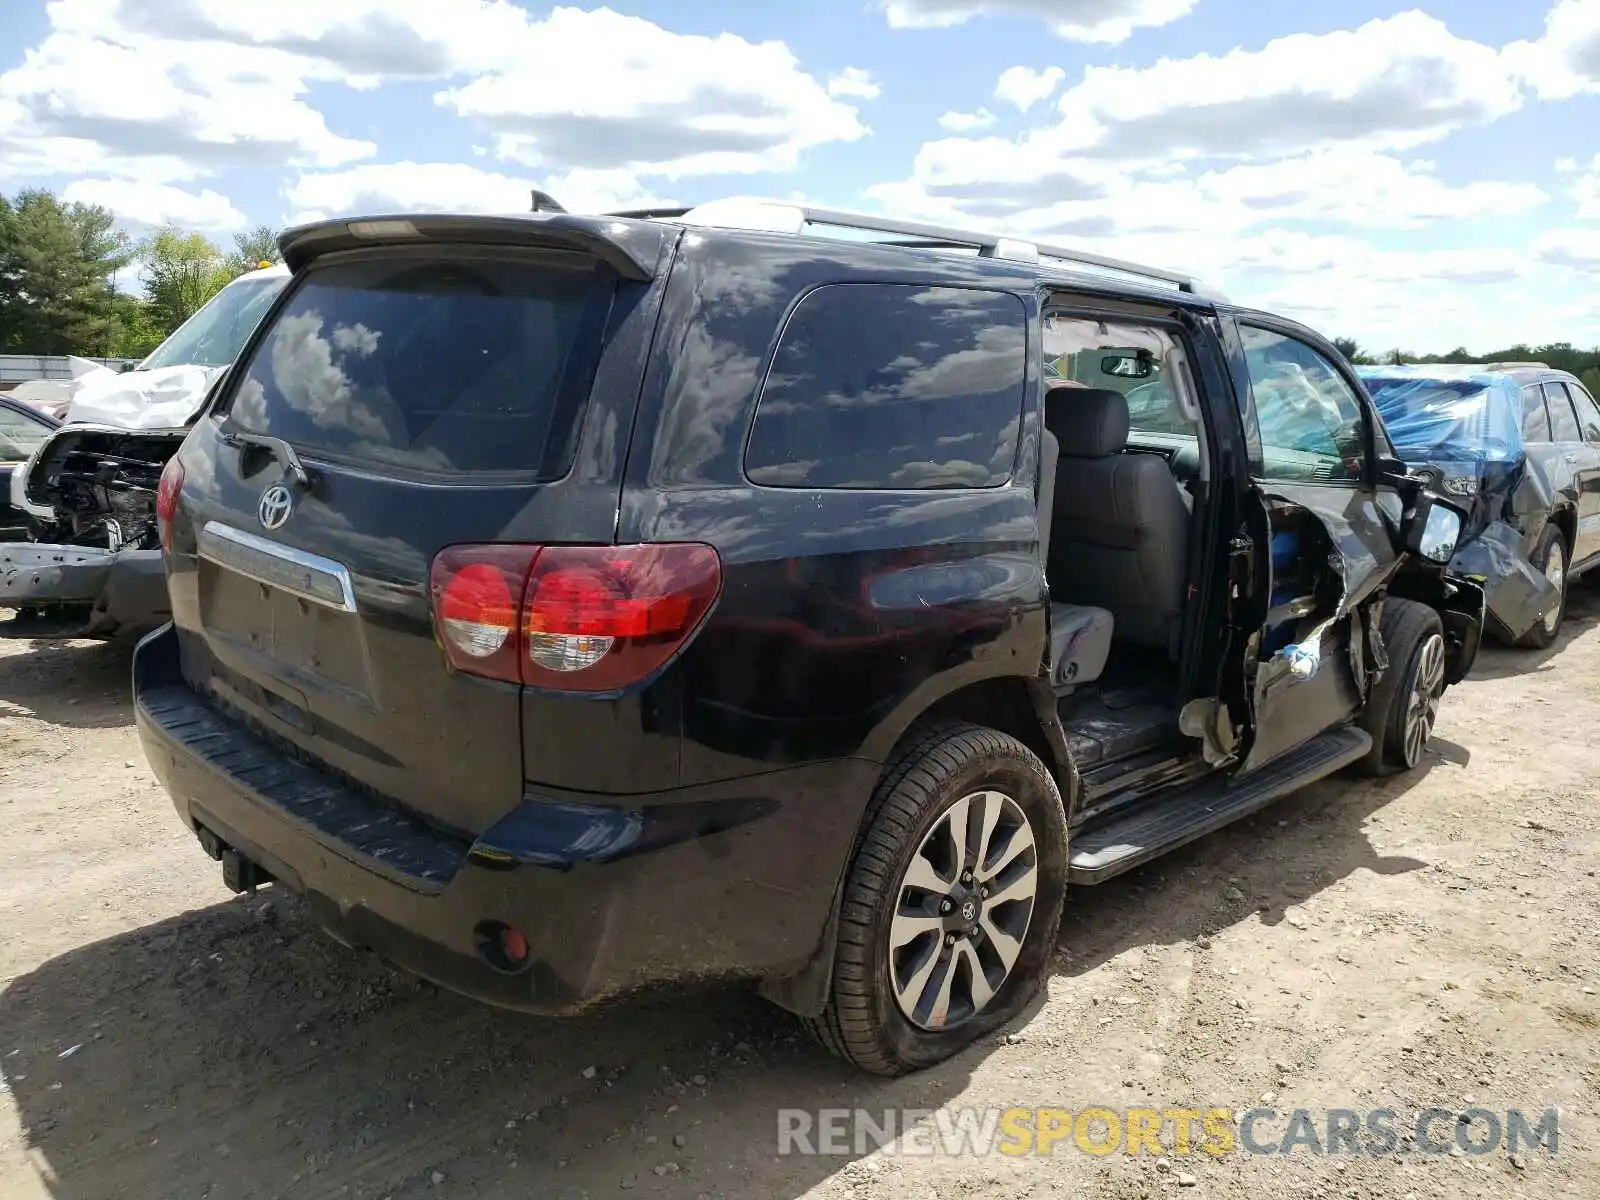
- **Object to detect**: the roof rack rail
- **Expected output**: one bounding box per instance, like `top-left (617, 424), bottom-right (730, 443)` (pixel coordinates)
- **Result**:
top-left (1480, 361), bottom-right (1551, 370)
top-left (606, 206), bottom-right (691, 220)
top-left (624, 196), bottom-right (1222, 299)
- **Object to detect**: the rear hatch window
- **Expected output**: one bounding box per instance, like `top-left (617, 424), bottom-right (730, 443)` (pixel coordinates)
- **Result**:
top-left (220, 250), bottom-right (611, 477)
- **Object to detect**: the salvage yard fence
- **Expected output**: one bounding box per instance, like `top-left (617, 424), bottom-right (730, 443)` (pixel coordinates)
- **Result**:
top-left (0, 354), bottom-right (141, 389)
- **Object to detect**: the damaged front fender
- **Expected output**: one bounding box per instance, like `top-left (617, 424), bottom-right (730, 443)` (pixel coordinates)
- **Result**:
top-left (1447, 520), bottom-right (1558, 642)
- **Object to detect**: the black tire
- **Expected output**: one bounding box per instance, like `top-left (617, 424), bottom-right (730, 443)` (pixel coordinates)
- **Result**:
top-left (1515, 525), bottom-right (1568, 649)
top-left (803, 722), bottom-right (1068, 1076)
top-left (1358, 598), bottom-right (1446, 777)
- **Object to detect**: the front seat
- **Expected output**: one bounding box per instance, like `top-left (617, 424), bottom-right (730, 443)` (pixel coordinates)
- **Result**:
top-left (1045, 386), bottom-right (1190, 658)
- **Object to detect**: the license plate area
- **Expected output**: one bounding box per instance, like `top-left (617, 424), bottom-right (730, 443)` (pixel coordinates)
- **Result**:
top-left (198, 522), bottom-right (370, 695)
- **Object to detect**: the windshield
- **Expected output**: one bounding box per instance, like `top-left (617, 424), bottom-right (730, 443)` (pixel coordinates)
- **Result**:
top-left (1361, 375), bottom-right (1524, 463)
top-left (140, 274), bottom-right (287, 371)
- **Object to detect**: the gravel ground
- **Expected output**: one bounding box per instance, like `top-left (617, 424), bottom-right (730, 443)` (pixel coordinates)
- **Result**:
top-left (2, 590), bottom-right (1598, 1200)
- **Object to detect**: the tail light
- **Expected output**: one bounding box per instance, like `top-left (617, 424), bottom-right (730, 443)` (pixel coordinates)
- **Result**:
top-left (155, 457), bottom-right (186, 552)
top-left (428, 543), bottom-right (722, 692)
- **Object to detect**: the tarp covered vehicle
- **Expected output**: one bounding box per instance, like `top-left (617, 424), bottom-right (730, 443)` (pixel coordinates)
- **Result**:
top-left (1357, 363), bottom-right (1595, 647)
top-left (3, 264), bottom-right (289, 641)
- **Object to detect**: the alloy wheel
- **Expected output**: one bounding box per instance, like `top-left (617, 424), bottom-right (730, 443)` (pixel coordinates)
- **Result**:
top-left (888, 790), bottom-right (1039, 1031)
top-left (1402, 633), bottom-right (1447, 767)
top-left (1543, 545), bottom-right (1567, 636)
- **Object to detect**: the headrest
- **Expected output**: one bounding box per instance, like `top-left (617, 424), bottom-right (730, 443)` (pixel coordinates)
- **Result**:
top-left (1045, 385), bottom-right (1129, 458)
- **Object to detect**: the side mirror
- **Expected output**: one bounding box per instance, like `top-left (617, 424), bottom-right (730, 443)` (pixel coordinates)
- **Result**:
top-left (1404, 492), bottom-right (1465, 566)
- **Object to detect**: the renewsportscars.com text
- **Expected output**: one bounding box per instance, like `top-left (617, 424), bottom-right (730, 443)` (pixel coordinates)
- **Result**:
top-left (777, 1106), bottom-right (1561, 1158)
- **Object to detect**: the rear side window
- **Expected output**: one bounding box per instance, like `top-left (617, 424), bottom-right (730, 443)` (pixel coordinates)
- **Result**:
top-left (1568, 382), bottom-right (1600, 441)
top-left (1520, 385), bottom-right (1551, 443)
top-left (745, 284), bottom-right (1027, 489)
top-left (224, 253), bottom-right (609, 477)
top-left (1544, 382), bottom-right (1582, 442)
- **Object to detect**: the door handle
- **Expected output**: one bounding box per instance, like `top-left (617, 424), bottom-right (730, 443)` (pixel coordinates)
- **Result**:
top-left (1565, 453), bottom-right (1580, 464)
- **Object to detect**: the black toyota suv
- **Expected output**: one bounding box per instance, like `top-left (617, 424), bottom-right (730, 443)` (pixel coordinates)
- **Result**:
top-left (134, 200), bottom-right (1483, 1076)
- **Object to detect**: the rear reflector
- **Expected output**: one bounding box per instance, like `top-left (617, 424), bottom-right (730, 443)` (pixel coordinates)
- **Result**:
top-left (155, 456), bottom-right (186, 553)
top-left (428, 543), bottom-right (721, 691)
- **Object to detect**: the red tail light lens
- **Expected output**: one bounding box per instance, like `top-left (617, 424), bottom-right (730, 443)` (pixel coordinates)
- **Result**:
top-left (155, 457), bottom-right (185, 553)
top-left (428, 543), bottom-right (722, 692)
top-left (429, 545), bottom-right (541, 684)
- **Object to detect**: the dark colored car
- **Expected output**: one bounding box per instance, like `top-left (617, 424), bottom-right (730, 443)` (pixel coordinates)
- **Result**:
top-left (1360, 363), bottom-right (1600, 648)
top-left (0, 395), bottom-right (59, 541)
top-left (134, 201), bottom-right (1482, 1076)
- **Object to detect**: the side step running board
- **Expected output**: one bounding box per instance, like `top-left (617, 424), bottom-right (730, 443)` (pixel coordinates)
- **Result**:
top-left (1068, 726), bottom-right (1372, 885)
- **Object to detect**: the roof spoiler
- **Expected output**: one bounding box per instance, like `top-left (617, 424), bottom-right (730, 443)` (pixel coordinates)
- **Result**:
top-left (277, 213), bottom-right (665, 281)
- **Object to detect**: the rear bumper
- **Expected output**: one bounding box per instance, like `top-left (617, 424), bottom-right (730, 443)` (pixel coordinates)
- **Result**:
top-left (0, 543), bottom-right (168, 640)
top-left (133, 624), bottom-right (873, 1014)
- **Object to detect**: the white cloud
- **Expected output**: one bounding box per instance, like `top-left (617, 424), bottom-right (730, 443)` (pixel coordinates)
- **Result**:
top-left (1030, 226), bottom-right (1557, 351)
top-left (869, 147), bottom-right (1545, 239)
top-left (879, 0), bottom-right (1198, 43)
top-left (285, 162), bottom-right (670, 224)
top-left (1038, 12), bottom-right (1524, 164)
top-left (1534, 227), bottom-right (1600, 271)
top-left (1506, 0), bottom-right (1600, 100)
top-left (2, 2), bottom-right (866, 193)
top-left (436, 7), bottom-right (869, 178)
top-left (0, 30), bottom-right (373, 182)
top-left (46, 0), bottom-right (534, 79)
top-left (939, 108), bottom-right (996, 132)
top-left (828, 67), bottom-right (882, 100)
top-left (60, 178), bottom-right (248, 233)
top-left (994, 65), bottom-right (1065, 113)
top-left (1569, 154), bottom-right (1600, 218)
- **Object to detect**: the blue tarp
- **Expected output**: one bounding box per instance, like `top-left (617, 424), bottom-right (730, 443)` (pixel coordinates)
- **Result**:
top-left (1357, 367), bottom-right (1524, 463)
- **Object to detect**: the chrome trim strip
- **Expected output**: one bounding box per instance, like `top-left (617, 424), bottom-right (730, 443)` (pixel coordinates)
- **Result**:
top-left (198, 521), bottom-right (357, 613)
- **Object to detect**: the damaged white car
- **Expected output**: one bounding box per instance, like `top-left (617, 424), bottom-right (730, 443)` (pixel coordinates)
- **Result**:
top-left (2, 264), bottom-right (289, 641)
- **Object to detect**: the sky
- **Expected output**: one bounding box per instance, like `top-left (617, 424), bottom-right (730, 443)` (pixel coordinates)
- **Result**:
top-left (1, 0), bottom-right (1598, 354)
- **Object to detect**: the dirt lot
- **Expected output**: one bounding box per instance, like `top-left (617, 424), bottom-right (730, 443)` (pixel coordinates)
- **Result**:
top-left (2, 595), bottom-right (1599, 1200)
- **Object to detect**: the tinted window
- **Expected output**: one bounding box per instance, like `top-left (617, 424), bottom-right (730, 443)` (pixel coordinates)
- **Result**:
top-left (1544, 382), bottom-right (1581, 442)
top-left (1568, 382), bottom-right (1600, 441)
top-left (746, 284), bottom-right (1027, 489)
top-left (0, 404), bottom-right (53, 462)
top-left (225, 253), bottom-right (608, 476)
top-left (1043, 313), bottom-right (1197, 441)
top-left (1239, 325), bottom-right (1366, 482)
top-left (1521, 385), bottom-right (1551, 443)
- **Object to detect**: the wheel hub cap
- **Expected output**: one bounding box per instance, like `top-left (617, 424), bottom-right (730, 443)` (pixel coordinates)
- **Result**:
top-left (1402, 632), bottom-right (1447, 767)
top-left (888, 789), bottom-right (1040, 1031)
top-left (1543, 550), bottom-right (1566, 634)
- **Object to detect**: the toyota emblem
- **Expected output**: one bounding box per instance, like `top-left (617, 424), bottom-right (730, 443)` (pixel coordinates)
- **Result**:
top-left (257, 484), bottom-right (294, 531)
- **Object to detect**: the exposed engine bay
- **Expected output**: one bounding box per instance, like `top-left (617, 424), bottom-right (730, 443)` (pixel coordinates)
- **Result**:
top-left (18, 426), bottom-right (184, 551)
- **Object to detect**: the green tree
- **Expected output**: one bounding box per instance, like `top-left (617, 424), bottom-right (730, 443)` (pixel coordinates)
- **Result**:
top-left (1583, 368), bottom-right (1600, 400)
top-left (1331, 337), bottom-right (1362, 363)
top-left (226, 224), bottom-right (281, 275)
top-left (107, 291), bottom-right (165, 360)
top-left (0, 188), bottom-right (131, 355)
top-left (0, 194), bottom-right (17, 352)
top-left (138, 226), bottom-right (233, 337)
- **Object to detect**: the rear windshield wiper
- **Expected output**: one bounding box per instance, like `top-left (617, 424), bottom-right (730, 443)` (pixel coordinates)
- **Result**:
top-left (218, 428), bottom-right (312, 490)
